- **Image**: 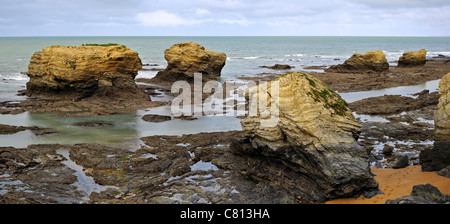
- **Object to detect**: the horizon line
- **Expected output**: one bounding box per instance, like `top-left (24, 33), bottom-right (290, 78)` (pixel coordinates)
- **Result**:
top-left (1, 35), bottom-right (450, 38)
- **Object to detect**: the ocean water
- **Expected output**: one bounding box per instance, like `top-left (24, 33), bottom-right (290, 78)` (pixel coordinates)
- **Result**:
top-left (1, 36), bottom-right (450, 149)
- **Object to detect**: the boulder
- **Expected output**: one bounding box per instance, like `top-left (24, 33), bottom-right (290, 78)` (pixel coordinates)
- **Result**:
top-left (398, 49), bottom-right (427, 67)
top-left (433, 73), bottom-right (450, 142)
top-left (27, 45), bottom-right (142, 99)
top-left (233, 71), bottom-right (378, 202)
top-left (421, 72), bottom-right (450, 171)
top-left (326, 50), bottom-right (389, 72)
top-left (150, 42), bottom-right (227, 87)
top-left (386, 184), bottom-right (450, 204)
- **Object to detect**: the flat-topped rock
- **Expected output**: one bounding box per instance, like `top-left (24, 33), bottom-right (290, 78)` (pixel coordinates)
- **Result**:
top-left (27, 44), bottom-right (142, 100)
top-left (22, 44), bottom-right (162, 113)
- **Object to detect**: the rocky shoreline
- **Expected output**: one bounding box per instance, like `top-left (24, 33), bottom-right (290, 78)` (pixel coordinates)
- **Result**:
top-left (1, 45), bottom-right (450, 204)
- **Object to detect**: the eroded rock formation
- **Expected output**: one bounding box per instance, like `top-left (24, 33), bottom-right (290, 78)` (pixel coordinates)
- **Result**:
top-left (230, 71), bottom-right (379, 202)
top-left (420, 72), bottom-right (450, 171)
top-left (398, 49), bottom-right (427, 67)
top-left (24, 45), bottom-right (159, 112)
top-left (326, 50), bottom-right (389, 72)
top-left (27, 45), bottom-right (142, 99)
top-left (150, 42), bottom-right (227, 87)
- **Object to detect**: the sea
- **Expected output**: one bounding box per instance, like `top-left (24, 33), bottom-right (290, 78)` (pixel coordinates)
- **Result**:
top-left (1, 36), bottom-right (450, 149)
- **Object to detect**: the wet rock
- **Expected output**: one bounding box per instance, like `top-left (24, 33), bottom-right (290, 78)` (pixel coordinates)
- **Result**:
top-left (387, 154), bottom-right (409, 169)
top-left (0, 124), bottom-right (55, 136)
top-left (326, 50), bottom-right (389, 73)
top-left (382, 145), bottom-right (394, 156)
top-left (386, 184), bottom-right (450, 204)
top-left (141, 114), bottom-right (172, 122)
top-left (398, 49), bottom-right (427, 67)
top-left (420, 142), bottom-right (450, 172)
top-left (0, 144), bottom-right (85, 203)
top-left (236, 71), bottom-right (378, 202)
top-left (436, 165), bottom-right (450, 178)
top-left (260, 64), bottom-right (294, 70)
top-left (150, 42), bottom-right (227, 87)
top-left (73, 121), bottom-right (114, 127)
top-left (349, 91), bottom-right (439, 115)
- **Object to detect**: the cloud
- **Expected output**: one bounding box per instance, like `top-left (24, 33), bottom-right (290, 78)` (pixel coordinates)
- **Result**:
top-left (351, 0), bottom-right (450, 8)
top-left (196, 8), bottom-right (210, 15)
top-left (218, 18), bottom-right (253, 26)
top-left (137, 10), bottom-right (204, 27)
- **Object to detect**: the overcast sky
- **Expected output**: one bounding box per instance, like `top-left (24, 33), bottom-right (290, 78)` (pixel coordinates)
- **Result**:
top-left (1, 0), bottom-right (449, 36)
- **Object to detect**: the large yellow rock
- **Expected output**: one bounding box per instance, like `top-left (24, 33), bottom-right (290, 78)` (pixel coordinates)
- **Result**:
top-left (420, 72), bottom-right (450, 171)
top-left (398, 49), bottom-right (427, 67)
top-left (238, 71), bottom-right (378, 200)
top-left (27, 45), bottom-right (142, 99)
top-left (151, 42), bottom-right (226, 86)
top-left (327, 50), bottom-right (389, 72)
top-left (434, 72), bottom-right (450, 141)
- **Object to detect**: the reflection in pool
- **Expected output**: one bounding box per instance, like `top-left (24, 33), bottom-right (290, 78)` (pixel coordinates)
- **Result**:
top-left (0, 106), bottom-right (242, 150)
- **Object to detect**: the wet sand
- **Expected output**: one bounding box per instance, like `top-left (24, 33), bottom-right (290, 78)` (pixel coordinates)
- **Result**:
top-left (325, 165), bottom-right (450, 204)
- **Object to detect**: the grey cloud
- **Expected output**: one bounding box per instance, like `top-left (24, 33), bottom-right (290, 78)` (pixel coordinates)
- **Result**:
top-left (351, 0), bottom-right (450, 8)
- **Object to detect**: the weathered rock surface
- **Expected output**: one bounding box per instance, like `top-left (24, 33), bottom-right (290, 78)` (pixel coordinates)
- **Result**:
top-left (23, 45), bottom-right (160, 112)
top-left (434, 73), bottom-right (450, 142)
top-left (420, 72), bottom-right (450, 171)
top-left (27, 45), bottom-right (142, 99)
top-left (234, 71), bottom-right (378, 202)
top-left (150, 42), bottom-right (227, 87)
top-left (326, 50), bottom-right (389, 72)
top-left (398, 49), bottom-right (427, 67)
top-left (386, 184), bottom-right (450, 204)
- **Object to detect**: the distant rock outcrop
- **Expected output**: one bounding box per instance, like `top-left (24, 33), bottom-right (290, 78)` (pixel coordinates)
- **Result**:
top-left (259, 64), bottom-right (294, 70)
top-left (231, 71), bottom-right (379, 202)
top-left (398, 49), bottom-right (427, 67)
top-left (326, 50), bottom-right (389, 72)
top-left (150, 42), bottom-right (227, 87)
top-left (420, 72), bottom-right (450, 171)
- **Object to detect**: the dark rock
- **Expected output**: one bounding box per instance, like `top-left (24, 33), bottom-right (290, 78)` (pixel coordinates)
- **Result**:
top-left (437, 165), bottom-right (450, 178)
top-left (73, 121), bottom-right (114, 127)
top-left (388, 154), bottom-right (409, 169)
top-left (386, 184), bottom-right (450, 204)
top-left (141, 114), bottom-right (172, 123)
top-left (260, 64), bottom-right (294, 70)
top-left (420, 141), bottom-right (450, 171)
top-left (382, 145), bottom-right (394, 156)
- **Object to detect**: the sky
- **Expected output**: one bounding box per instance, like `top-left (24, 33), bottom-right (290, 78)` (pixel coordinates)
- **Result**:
top-left (1, 0), bottom-right (449, 36)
